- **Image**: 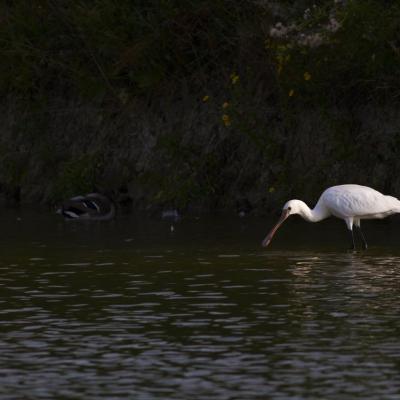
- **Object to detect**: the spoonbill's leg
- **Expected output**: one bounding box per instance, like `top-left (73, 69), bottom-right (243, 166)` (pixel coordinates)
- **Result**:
top-left (348, 229), bottom-right (356, 250)
top-left (345, 218), bottom-right (356, 250)
top-left (354, 219), bottom-right (368, 250)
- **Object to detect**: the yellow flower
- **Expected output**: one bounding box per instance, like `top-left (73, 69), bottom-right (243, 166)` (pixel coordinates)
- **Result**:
top-left (222, 114), bottom-right (231, 126)
top-left (288, 89), bottom-right (294, 97)
top-left (222, 102), bottom-right (229, 109)
top-left (268, 187), bottom-right (275, 193)
top-left (202, 95), bottom-right (209, 102)
top-left (304, 71), bottom-right (311, 81)
top-left (230, 73), bottom-right (239, 85)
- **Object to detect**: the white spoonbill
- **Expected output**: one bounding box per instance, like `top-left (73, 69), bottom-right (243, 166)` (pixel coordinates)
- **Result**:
top-left (262, 184), bottom-right (400, 249)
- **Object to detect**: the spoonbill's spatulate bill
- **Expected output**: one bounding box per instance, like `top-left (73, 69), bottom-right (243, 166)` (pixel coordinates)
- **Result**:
top-left (262, 184), bottom-right (400, 249)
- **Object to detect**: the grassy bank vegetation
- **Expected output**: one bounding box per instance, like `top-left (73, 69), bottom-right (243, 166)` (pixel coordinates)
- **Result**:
top-left (1, 1), bottom-right (400, 213)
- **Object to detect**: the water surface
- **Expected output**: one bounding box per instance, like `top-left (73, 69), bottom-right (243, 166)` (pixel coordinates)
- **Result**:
top-left (1, 210), bottom-right (400, 399)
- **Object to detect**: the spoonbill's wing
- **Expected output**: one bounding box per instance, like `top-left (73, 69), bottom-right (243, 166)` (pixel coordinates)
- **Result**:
top-left (321, 184), bottom-right (400, 219)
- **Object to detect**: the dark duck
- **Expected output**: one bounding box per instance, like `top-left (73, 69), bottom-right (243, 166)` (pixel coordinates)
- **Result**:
top-left (57, 193), bottom-right (115, 221)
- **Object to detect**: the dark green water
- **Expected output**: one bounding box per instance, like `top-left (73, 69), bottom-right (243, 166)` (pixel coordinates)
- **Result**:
top-left (1, 210), bottom-right (400, 399)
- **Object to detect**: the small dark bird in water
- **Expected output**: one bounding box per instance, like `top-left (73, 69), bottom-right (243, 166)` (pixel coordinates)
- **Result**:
top-left (57, 193), bottom-right (115, 221)
top-left (161, 209), bottom-right (180, 233)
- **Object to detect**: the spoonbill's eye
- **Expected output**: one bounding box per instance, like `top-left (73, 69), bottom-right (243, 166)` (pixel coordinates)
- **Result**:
top-left (288, 207), bottom-right (292, 211)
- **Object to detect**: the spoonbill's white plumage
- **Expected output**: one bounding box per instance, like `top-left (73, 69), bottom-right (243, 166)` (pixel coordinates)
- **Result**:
top-left (262, 184), bottom-right (400, 249)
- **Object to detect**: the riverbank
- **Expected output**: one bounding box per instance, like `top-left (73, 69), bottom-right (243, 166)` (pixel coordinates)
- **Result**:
top-left (1, 1), bottom-right (400, 214)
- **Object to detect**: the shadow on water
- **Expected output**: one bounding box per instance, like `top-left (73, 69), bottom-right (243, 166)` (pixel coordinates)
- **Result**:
top-left (1, 209), bottom-right (400, 399)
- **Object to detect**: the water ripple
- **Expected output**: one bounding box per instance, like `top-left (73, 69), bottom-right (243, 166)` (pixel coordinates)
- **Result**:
top-left (1, 215), bottom-right (400, 399)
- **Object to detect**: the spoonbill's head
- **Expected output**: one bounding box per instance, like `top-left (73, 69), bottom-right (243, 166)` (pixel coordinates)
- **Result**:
top-left (261, 199), bottom-right (301, 247)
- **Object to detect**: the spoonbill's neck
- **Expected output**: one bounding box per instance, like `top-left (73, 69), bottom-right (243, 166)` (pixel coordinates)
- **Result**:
top-left (296, 200), bottom-right (330, 223)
